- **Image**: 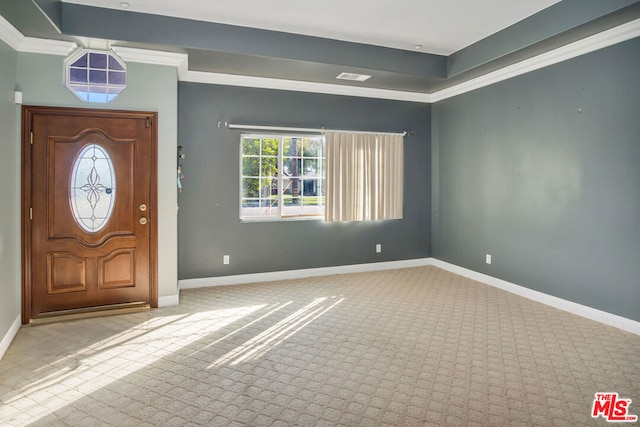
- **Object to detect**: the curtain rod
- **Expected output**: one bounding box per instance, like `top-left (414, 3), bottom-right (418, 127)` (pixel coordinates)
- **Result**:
top-left (226, 123), bottom-right (407, 137)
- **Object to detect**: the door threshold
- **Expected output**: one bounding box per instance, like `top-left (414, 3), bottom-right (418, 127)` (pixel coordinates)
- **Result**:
top-left (30, 302), bottom-right (150, 325)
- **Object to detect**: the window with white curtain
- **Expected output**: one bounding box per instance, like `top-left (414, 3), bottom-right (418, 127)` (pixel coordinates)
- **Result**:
top-left (324, 132), bottom-right (403, 222)
top-left (240, 133), bottom-right (325, 221)
top-left (238, 130), bottom-right (403, 222)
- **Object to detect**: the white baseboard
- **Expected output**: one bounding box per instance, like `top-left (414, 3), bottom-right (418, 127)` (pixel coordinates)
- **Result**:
top-left (158, 293), bottom-right (179, 307)
top-left (179, 258), bottom-right (433, 289)
top-left (0, 315), bottom-right (21, 360)
top-left (428, 258), bottom-right (640, 336)
top-left (178, 257), bottom-right (639, 336)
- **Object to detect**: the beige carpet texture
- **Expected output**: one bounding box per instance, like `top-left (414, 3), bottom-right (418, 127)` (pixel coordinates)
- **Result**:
top-left (1, 266), bottom-right (639, 426)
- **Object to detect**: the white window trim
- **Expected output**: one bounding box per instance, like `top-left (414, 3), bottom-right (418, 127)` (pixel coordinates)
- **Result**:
top-left (239, 133), bottom-right (325, 222)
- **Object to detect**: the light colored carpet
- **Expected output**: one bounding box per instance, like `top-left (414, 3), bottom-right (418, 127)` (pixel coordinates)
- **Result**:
top-left (0, 266), bottom-right (638, 426)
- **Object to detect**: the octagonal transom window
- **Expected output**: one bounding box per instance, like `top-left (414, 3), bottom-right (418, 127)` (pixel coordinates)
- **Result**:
top-left (65, 50), bottom-right (127, 103)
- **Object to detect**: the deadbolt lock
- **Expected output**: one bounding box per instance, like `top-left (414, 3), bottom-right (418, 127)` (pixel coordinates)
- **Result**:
top-left (139, 204), bottom-right (147, 212)
top-left (139, 217), bottom-right (148, 225)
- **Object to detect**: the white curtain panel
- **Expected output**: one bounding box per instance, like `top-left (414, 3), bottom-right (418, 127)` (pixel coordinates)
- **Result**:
top-left (325, 132), bottom-right (403, 222)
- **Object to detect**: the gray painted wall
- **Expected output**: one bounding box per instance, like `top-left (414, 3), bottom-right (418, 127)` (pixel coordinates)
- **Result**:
top-left (178, 83), bottom-right (431, 279)
top-left (432, 37), bottom-right (640, 321)
top-left (0, 40), bottom-right (20, 345)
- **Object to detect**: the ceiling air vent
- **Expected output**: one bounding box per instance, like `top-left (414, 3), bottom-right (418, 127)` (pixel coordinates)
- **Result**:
top-left (336, 72), bottom-right (371, 82)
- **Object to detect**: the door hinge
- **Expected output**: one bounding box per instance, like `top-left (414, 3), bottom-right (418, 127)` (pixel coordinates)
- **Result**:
top-left (30, 132), bottom-right (33, 145)
top-left (145, 118), bottom-right (151, 128)
top-left (29, 208), bottom-right (32, 220)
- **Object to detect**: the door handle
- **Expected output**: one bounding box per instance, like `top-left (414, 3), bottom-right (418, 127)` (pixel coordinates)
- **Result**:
top-left (139, 217), bottom-right (148, 225)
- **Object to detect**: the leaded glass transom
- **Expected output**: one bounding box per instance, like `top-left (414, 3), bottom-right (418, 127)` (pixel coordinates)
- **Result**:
top-left (65, 49), bottom-right (127, 103)
top-left (70, 144), bottom-right (116, 233)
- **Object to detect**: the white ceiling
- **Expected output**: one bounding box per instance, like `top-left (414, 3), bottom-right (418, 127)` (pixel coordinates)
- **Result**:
top-left (63, 0), bottom-right (560, 55)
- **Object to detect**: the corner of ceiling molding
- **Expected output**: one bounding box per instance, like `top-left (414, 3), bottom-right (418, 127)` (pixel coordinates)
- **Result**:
top-left (4, 11), bottom-right (639, 104)
top-left (0, 15), bottom-right (75, 56)
top-left (176, 56), bottom-right (189, 80)
top-left (431, 17), bottom-right (640, 103)
top-left (0, 14), bottom-right (26, 51)
top-left (30, 0), bottom-right (62, 35)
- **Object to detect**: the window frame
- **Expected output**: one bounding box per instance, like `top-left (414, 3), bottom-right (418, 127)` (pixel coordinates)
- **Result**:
top-left (239, 132), bottom-right (325, 222)
top-left (64, 49), bottom-right (127, 103)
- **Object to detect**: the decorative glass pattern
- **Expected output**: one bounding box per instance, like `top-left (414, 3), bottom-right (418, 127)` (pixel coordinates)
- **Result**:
top-left (65, 50), bottom-right (127, 103)
top-left (70, 144), bottom-right (116, 233)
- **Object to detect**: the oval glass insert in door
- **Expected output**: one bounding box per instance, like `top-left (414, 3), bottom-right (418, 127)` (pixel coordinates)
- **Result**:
top-left (70, 143), bottom-right (116, 233)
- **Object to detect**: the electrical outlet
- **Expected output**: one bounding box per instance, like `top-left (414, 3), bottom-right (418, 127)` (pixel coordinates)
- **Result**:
top-left (486, 254), bottom-right (492, 264)
top-left (223, 255), bottom-right (230, 265)
top-left (376, 244), bottom-right (382, 253)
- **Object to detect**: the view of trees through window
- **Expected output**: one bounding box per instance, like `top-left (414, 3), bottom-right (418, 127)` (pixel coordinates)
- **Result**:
top-left (241, 134), bottom-right (325, 220)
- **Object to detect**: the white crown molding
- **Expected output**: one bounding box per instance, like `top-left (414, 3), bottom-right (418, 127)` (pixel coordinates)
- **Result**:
top-left (2, 12), bottom-right (639, 101)
top-left (19, 37), bottom-right (77, 56)
top-left (0, 14), bottom-right (76, 55)
top-left (0, 15), bottom-right (24, 50)
top-left (430, 17), bottom-right (640, 102)
top-left (181, 70), bottom-right (434, 103)
top-left (111, 46), bottom-right (189, 78)
top-left (181, 18), bottom-right (640, 103)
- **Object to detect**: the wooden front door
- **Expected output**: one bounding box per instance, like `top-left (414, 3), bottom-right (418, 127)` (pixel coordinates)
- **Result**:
top-left (22, 106), bottom-right (158, 323)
